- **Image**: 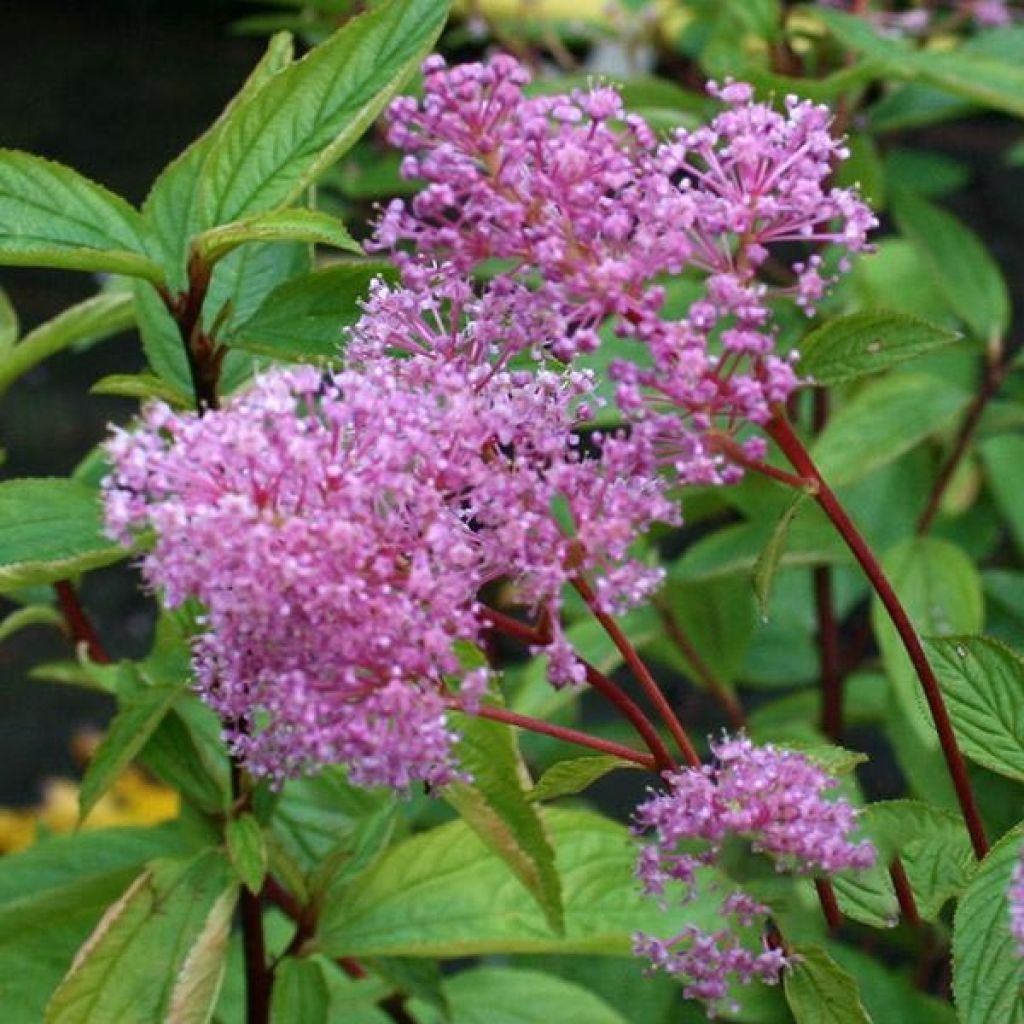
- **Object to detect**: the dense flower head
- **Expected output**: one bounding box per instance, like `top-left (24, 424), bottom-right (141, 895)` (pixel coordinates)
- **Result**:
top-left (631, 734), bottom-right (874, 1014)
top-left (377, 56), bottom-right (876, 482)
top-left (1010, 844), bottom-right (1024, 956)
top-left (103, 332), bottom-right (679, 779)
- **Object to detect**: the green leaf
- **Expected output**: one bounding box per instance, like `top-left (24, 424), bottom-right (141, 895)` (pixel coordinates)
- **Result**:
top-left (811, 8), bottom-right (1024, 120)
top-left (229, 261), bottom-right (391, 361)
top-left (783, 945), bottom-right (872, 1024)
top-left (529, 755), bottom-right (638, 802)
top-left (226, 813), bottom-right (269, 895)
top-left (316, 809), bottom-right (723, 958)
top-left (410, 967), bottom-right (627, 1024)
top-left (0, 151), bottom-right (162, 283)
top-left (0, 479), bottom-right (127, 591)
top-left (812, 373), bottom-right (971, 487)
top-left (670, 516), bottom-right (848, 583)
top-left (798, 312), bottom-right (959, 387)
top-left (272, 766), bottom-right (396, 874)
top-left (78, 670), bottom-right (185, 822)
top-left (882, 149), bottom-right (969, 200)
top-left (193, 208), bottom-right (361, 266)
top-left (0, 826), bottom-right (191, 1023)
top-left (834, 132), bottom-right (885, 209)
top-left (143, 31), bottom-right (296, 288)
top-left (271, 958), bottom-right (331, 1024)
top-left (90, 372), bottom-right (192, 406)
top-left (925, 635), bottom-right (1024, 782)
top-left (0, 285), bottom-right (18, 352)
top-left (139, 699), bottom-right (232, 815)
top-left (981, 434), bottom-right (1024, 559)
top-left (754, 491), bottom-right (812, 618)
top-left (46, 850), bottom-right (238, 1024)
top-left (826, 944), bottom-right (956, 1024)
top-left (444, 713), bottom-right (564, 934)
top-left (870, 537), bottom-right (984, 748)
top-left (831, 800), bottom-right (974, 927)
top-left (0, 291), bottom-right (134, 397)
top-left (198, 0), bottom-right (450, 225)
top-left (952, 823), bottom-right (1024, 1024)
top-left (891, 190), bottom-right (1010, 343)
top-left (0, 602), bottom-right (64, 642)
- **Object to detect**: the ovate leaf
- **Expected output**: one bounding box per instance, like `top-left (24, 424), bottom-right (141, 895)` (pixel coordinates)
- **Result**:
top-left (784, 945), bottom-right (872, 1024)
top-left (529, 755), bottom-right (638, 803)
top-left (0, 285), bottom-right (18, 352)
top-left (980, 434), bottom-right (1024, 559)
top-left (444, 713), bottom-right (564, 934)
top-left (831, 800), bottom-right (974, 927)
top-left (952, 824), bottom-right (1024, 1024)
top-left (0, 479), bottom-right (126, 591)
top-left (0, 291), bottom-right (134, 397)
top-left (812, 374), bottom-right (971, 487)
top-left (229, 261), bottom-right (391, 361)
top-left (798, 312), bottom-right (959, 387)
top-left (78, 670), bottom-right (185, 822)
top-left (0, 151), bottom-right (162, 283)
top-left (193, 208), bottom-right (361, 267)
top-left (870, 537), bottom-right (983, 745)
top-left (198, 0), bottom-right (451, 224)
top-left (0, 603), bottom-right (64, 642)
top-left (925, 635), bottom-right (1024, 782)
top-left (46, 851), bottom-right (238, 1024)
top-left (226, 813), bottom-right (269, 895)
top-left (271, 958), bottom-right (331, 1024)
top-left (410, 967), bottom-right (627, 1024)
top-left (316, 809), bottom-right (723, 958)
top-left (143, 31), bottom-right (296, 288)
top-left (0, 827), bottom-right (190, 1024)
top-left (754, 491), bottom-right (812, 618)
top-left (891, 189), bottom-right (1011, 343)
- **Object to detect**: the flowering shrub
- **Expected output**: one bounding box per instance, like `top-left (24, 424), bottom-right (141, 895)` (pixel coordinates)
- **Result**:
top-left (0, 2), bottom-right (1023, 1022)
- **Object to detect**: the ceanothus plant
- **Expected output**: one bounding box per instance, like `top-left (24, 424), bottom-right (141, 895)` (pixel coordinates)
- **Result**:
top-left (0, 2), bottom-right (1022, 1023)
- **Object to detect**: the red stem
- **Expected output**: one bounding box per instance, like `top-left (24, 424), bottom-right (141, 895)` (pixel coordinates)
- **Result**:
top-left (814, 878), bottom-right (842, 931)
top-left (53, 580), bottom-right (111, 664)
top-left (482, 606), bottom-right (675, 770)
top-left (653, 600), bottom-right (746, 730)
top-left (231, 763), bottom-right (272, 1024)
top-left (572, 579), bottom-right (701, 768)
top-left (889, 859), bottom-right (923, 928)
top-left (580, 660), bottom-right (675, 771)
top-left (766, 415), bottom-right (989, 859)
top-left (468, 703), bottom-right (657, 770)
top-left (916, 354), bottom-right (1009, 534)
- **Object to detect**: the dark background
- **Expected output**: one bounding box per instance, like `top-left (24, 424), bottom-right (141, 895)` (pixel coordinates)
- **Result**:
top-left (0, 0), bottom-right (266, 803)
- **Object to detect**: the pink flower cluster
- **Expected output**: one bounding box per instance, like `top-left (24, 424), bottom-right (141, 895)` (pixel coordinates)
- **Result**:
top-left (104, 302), bottom-right (677, 783)
top-left (632, 735), bottom-right (874, 1013)
top-left (376, 56), bottom-right (875, 482)
top-left (1010, 844), bottom-right (1024, 956)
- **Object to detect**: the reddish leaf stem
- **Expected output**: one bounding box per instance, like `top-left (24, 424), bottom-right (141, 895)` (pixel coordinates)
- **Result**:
top-left (482, 606), bottom-right (674, 770)
top-left (231, 763), bottom-right (272, 1024)
top-left (889, 859), bottom-right (923, 928)
top-left (468, 703), bottom-right (657, 770)
top-left (653, 599), bottom-right (746, 730)
top-left (916, 352), bottom-right (1009, 534)
top-left (814, 878), bottom-right (843, 932)
top-left (53, 580), bottom-right (111, 664)
top-left (766, 415), bottom-right (989, 859)
top-left (572, 579), bottom-right (701, 768)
